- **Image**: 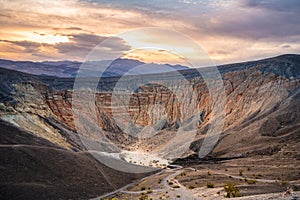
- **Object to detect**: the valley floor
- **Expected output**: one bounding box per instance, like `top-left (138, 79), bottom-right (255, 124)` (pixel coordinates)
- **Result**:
top-left (99, 156), bottom-right (300, 200)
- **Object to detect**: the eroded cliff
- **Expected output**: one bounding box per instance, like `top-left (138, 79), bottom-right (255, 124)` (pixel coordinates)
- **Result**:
top-left (0, 54), bottom-right (299, 159)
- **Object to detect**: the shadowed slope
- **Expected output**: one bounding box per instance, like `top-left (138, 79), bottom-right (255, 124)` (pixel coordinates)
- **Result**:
top-left (0, 120), bottom-right (148, 200)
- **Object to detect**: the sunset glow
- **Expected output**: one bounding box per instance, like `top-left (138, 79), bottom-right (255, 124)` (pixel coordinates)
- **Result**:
top-left (0, 0), bottom-right (299, 64)
top-left (122, 49), bottom-right (190, 65)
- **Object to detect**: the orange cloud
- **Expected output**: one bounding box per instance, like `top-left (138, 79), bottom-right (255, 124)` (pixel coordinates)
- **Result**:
top-left (0, 0), bottom-right (299, 64)
top-left (122, 49), bottom-right (189, 65)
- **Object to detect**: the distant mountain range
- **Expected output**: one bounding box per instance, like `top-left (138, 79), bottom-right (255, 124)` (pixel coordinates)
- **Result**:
top-left (0, 58), bottom-right (189, 78)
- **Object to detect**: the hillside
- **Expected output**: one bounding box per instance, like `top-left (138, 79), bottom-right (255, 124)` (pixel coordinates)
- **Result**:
top-left (0, 120), bottom-right (149, 200)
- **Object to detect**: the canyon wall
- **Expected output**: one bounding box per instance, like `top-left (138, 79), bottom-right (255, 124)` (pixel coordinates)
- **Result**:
top-left (0, 54), bottom-right (299, 158)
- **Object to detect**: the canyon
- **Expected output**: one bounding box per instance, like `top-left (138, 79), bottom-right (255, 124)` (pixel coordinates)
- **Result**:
top-left (0, 54), bottom-right (300, 199)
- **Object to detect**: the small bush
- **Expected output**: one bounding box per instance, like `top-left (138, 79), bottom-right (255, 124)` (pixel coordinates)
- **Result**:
top-left (206, 182), bottom-right (215, 188)
top-left (224, 183), bottom-right (241, 198)
top-left (140, 186), bottom-right (146, 191)
top-left (176, 194), bottom-right (181, 198)
top-left (158, 178), bottom-right (162, 184)
top-left (208, 171), bottom-right (211, 176)
top-left (139, 194), bottom-right (149, 200)
top-left (253, 174), bottom-right (263, 179)
top-left (172, 185), bottom-right (180, 188)
top-left (180, 172), bottom-right (186, 176)
top-left (188, 185), bottom-right (195, 189)
top-left (239, 170), bottom-right (243, 176)
top-left (245, 179), bottom-right (257, 184)
top-left (281, 180), bottom-right (289, 185)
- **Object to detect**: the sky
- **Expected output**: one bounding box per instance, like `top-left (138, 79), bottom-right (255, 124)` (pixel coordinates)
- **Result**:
top-left (0, 0), bottom-right (299, 65)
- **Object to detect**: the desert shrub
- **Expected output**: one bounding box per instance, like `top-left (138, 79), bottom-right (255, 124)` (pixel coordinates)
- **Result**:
top-left (139, 194), bottom-right (149, 200)
top-left (176, 194), bottom-right (181, 198)
top-left (180, 172), bottom-right (186, 176)
top-left (206, 182), bottom-right (215, 188)
top-left (146, 190), bottom-right (153, 194)
top-left (253, 174), bottom-right (263, 179)
top-left (172, 185), bottom-right (180, 188)
top-left (189, 185), bottom-right (195, 189)
top-left (281, 180), bottom-right (289, 185)
top-left (224, 183), bottom-right (241, 198)
top-left (104, 198), bottom-right (118, 200)
top-left (239, 170), bottom-right (243, 176)
top-left (245, 179), bottom-right (257, 184)
top-left (140, 186), bottom-right (146, 191)
top-left (158, 178), bottom-right (162, 184)
top-left (207, 171), bottom-right (211, 176)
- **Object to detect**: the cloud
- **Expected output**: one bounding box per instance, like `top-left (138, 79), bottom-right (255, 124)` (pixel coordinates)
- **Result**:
top-left (65, 34), bottom-right (107, 48)
top-left (187, 0), bottom-right (300, 41)
top-left (0, 33), bottom-right (131, 61)
top-left (0, 39), bottom-right (57, 60)
top-left (55, 33), bottom-right (131, 60)
top-left (243, 0), bottom-right (300, 12)
top-left (0, 0), bottom-right (299, 64)
top-left (65, 27), bottom-right (84, 31)
top-left (0, 40), bottom-right (42, 53)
